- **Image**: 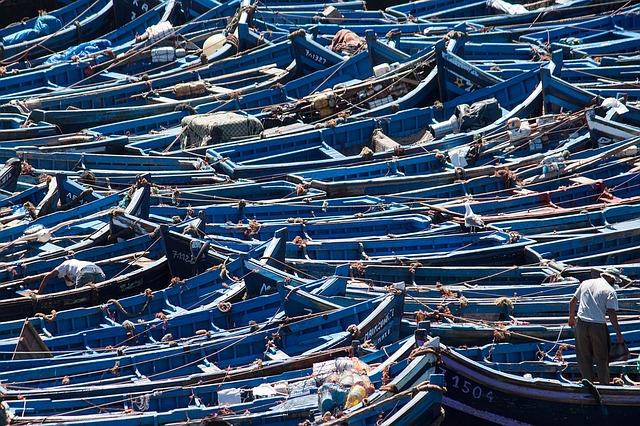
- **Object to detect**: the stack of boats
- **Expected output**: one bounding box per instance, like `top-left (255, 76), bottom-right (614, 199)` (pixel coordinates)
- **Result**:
top-left (1, 0), bottom-right (640, 424)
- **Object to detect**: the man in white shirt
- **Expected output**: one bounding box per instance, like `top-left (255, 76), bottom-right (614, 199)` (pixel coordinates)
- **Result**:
top-left (36, 259), bottom-right (105, 294)
top-left (568, 267), bottom-right (625, 384)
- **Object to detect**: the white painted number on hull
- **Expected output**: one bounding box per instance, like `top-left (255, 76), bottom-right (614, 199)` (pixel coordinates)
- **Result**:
top-left (437, 367), bottom-right (494, 402)
top-left (304, 49), bottom-right (326, 65)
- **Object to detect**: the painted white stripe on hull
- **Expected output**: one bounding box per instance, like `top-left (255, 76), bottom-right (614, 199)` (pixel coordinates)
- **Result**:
top-left (442, 396), bottom-right (534, 426)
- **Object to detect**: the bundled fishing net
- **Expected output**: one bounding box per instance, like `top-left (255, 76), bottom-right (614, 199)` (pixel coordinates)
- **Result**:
top-left (314, 357), bottom-right (374, 415)
top-left (329, 29), bottom-right (365, 56)
top-left (180, 112), bottom-right (263, 148)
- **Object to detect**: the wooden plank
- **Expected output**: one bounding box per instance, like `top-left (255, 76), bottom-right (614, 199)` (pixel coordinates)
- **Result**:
top-left (570, 176), bottom-right (597, 185)
top-left (12, 320), bottom-right (51, 360)
top-left (513, 188), bottom-right (536, 195)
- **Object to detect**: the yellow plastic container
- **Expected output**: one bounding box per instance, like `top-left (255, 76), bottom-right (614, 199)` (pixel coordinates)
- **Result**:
top-left (344, 384), bottom-right (367, 409)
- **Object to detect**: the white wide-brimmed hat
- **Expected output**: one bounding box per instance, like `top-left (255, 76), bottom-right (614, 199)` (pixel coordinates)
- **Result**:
top-left (599, 267), bottom-right (623, 284)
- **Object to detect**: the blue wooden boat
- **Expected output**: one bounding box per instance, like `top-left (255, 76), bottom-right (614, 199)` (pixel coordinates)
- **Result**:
top-left (0, 0), bottom-right (117, 62)
top-left (68, 30), bottom-right (407, 140)
top-left (150, 180), bottom-right (326, 206)
top-left (0, 113), bottom-right (58, 140)
top-left (521, 6), bottom-right (640, 59)
top-left (0, 226), bottom-right (292, 343)
top-left (204, 61), bottom-right (540, 180)
top-left (429, 165), bottom-right (640, 225)
top-left (400, 279), bottom-right (584, 303)
top-left (391, 35), bottom-right (548, 63)
top-left (343, 263), bottom-right (584, 299)
top-left (286, 231), bottom-right (534, 279)
top-left (287, 150), bottom-right (449, 186)
top-left (387, 0), bottom-right (621, 26)
top-left (256, 8), bottom-right (398, 27)
top-left (0, 176), bottom-right (152, 268)
top-left (0, 261), bottom-right (348, 362)
top-left (206, 213), bottom-right (440, 241)
top-left (0, 179), bottom-right (120, 245)
top-left (0, 177), bottom-right (149, 263)
top-left (0, 157), bottom-right (22, 194)
top-left (541, 62), bottom-right (599, 114)
top-left (64, 168), bottom-right (230, 191)
top-left (551, 61), bottom-right (640, 86)
top-left (345, 262), bottom-right (569, 287)
top-left (0, 0), bottom-right (181, 97)
top-left (525, 225), bottom-right (640, 267)
top-left (370, 376), bottom-right (445, 426)
top-left (0, 172), bottom-right (106, 225)
top-left (11, 148), bottom-right (208, 172)
top-left (493, 204), bottom-right (640, 240)
top-left (216, 350), bottom-right (444, 426)
top-left (5, 395), bottom-right (299, 425)
top-left (13, 36), bottom-right (296, 113)
top-left (149, 195), bottom-right (409, 225)
top-left (1, 332), bottom-right (438, 425)
top-left (0, 215), bottom-right (177, 321)
top-left (426, 314), bottom-right (640, 348)
top-left (0, 180), bottom-right (46, 211)
top-left (250, 1), bottom-right (368, 12)
top-left (20, 46), bottom-right (301, 132)
top-left (585, 106), bottom-right (640, 147)
top-left (456, 327), bottom-right (640, 370)
top-left (0, 248), bottom-right (168, 322)
top-left (386, 0), bottom-right (486, 22)
top-left (422, 330), bottom-right (640, 425)
top-left (0, 131), bottom-right (130, 155)
top-left (0, 290), bottom-right (404, 389)
top-left (404, 288), bottom-right (640, 325)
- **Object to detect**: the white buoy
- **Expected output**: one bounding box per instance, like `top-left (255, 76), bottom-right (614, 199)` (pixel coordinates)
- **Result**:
top-left (202, 33), bottom-right (227, 58)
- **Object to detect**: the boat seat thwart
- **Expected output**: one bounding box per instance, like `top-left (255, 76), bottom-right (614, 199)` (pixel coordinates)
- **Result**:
top-left (264, 348), bottom-right (290, 361)
top-left (145, 96), bottom-right (178, 104)
top-left (16, 290), bottom-right (37, 298)
top-left (512, 188), bottom-right (535, 195)
top-left (569, 176), bottom-right (597, 185)
top-left (131, 256), bottom-right (156, 267)
top-left (371, 129), bottom-right (402, 153)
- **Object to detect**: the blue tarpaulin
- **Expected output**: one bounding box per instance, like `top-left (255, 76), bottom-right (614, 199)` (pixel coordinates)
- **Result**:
top-left (44, 39), bottom-right (112, 65)
top-left (2, 14), bottom-right (63, 45)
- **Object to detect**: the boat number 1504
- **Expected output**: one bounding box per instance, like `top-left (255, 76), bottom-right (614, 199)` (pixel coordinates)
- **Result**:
top-left (436, 367), bottom-right (494, 402)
